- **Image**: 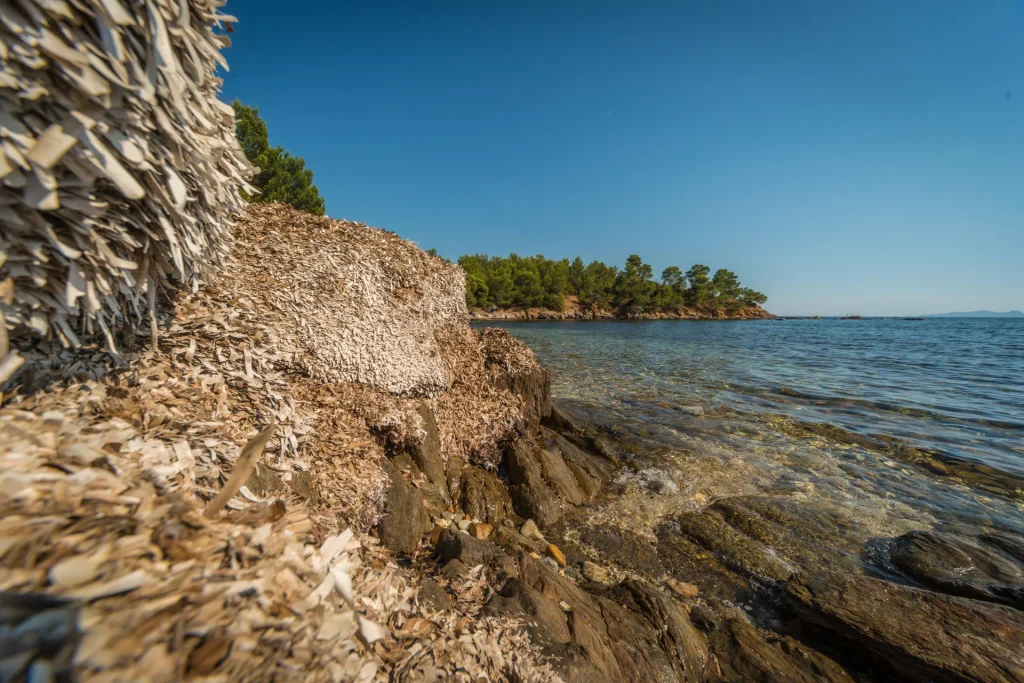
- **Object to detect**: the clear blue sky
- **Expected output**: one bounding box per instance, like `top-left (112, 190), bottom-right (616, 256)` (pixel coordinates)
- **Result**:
top-left (222, 1), bottom-right (1023, 316)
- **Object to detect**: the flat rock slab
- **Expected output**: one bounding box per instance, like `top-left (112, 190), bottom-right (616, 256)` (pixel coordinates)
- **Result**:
top-left (670, 510), bottom-right (795, 583)
top-left (709, 618), bottom-right (855, 683)
top-left (787, 572), bottom-right (1024, 683)
top-left (892, 530), bottom-right (1024, 609)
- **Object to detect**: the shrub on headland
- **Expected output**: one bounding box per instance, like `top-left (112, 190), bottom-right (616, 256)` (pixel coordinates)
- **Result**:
top-left (457, 252), bottom-right (767, 313)
top-left (231, 102), bottom-right (325, 216)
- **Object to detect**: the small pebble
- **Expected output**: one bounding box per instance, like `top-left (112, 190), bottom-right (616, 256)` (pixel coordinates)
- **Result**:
top-left (546, 543), bottom-right (566, 566)
top-left (457, 519), bottom-right (471, 531)
top-left (666, 578), bottom-right (699, 599)
top-left (520, 519), bottom-right (545, 541)
top-left (470, 522), bottom-right (493, 540)
top-left (581, 561), bottom-right (611, 584)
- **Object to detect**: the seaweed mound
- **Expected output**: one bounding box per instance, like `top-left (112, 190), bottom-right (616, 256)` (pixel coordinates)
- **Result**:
top-left (0, 0), bottom-right (252, 372)
top-left (234, 204), bottom-right (467, 395)
top-left (0, 202), bottom-right (556, 681)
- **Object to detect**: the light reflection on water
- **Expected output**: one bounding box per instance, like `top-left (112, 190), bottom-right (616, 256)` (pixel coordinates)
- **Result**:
top-left (477, 318), bottom-right (1024, 536)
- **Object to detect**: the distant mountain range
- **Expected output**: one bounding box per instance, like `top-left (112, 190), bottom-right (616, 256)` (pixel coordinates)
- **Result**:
top-left (922, 310), bottom-right (1024, 318)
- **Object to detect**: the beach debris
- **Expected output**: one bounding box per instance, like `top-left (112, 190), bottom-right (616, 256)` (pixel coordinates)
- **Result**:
top-left (203, 424), bottom-right (276, 518)
top-left (0, 0), bottom-right (253, 352)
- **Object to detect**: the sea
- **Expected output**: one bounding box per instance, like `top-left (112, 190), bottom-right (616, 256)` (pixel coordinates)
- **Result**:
top-left (476, 317), bottom-right (1024, 543)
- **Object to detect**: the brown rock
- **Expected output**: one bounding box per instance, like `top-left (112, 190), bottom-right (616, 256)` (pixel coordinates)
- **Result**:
top-left (409, 401), bottom-right (447, 494)
top-left (666, 579), bottom-right (699, 599)
top-left (417, 578), bottom-right (451, 612)
top-left (709, 618), bottom-right (855, 683)
top-left (440, 559), bottom-right (471, 581)
top-left (892, 530), bottom-right (1024, 608)
top-left (520, 519), bottom-right (545, 541)
top-left (786, 572), bottom-right (1024, 682)
top-left (445, 455), bottom-right (464, 502)
top-left (436, 527), bottom-right (501, 567)
top-left (470, 522), bottom-right (493, 540)
top-left (542, 427), bottom-right (615, 486)
top-left (245, 463), bottom-right (284, 497)
top-left (378, 459), bottom-right (432, 555)
top-left (287, 470), bottom-right (320, 506)
top-left (546, 544), bottom-right (566, 567)
top-left (536, 447), bottom-right (585, 506)
top-left (505, 440), bottom-right (562, 527)
top-left (485, 578), bottom-right (571, 646)
top-left (460, 466), bottom-right (513, 526)
top-left (515, 554), bottom-right (710, 682)
top-left (544, 403), bottom-right (588, 435)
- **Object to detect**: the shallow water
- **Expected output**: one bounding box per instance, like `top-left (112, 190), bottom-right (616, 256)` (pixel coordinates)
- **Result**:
top-left (478, 318), bottom-right (1024, 544)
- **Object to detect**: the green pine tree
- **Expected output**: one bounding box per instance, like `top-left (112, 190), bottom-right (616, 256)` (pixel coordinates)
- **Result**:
top-left (232, 101), bottom-right (326, 216)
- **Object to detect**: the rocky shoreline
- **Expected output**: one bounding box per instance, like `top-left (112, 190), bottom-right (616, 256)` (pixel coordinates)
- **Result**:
top-left (469, 299), bottom-right (776, 322)
top-left (1, 204), bottom-right (1021, 681)
top-left (384, 392), bottom-right (1024, 682)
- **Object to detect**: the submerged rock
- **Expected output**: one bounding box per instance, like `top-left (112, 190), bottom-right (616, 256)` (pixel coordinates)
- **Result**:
top-left (669, 510), bottom-right (795, 583)
top-left (891, 530), bottom-right (1024, 608)
top-left (578, 525), bottom-right (666, 578)
top-left (581, 561), bottom-right (612, 585)
top-left (786, 572), bottom-right (1024, 682)
top-left (675, 405), bottom-right (705, 416)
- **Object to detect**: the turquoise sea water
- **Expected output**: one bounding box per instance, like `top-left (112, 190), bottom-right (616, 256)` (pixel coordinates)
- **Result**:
top-left (477, 318), bottom-right (1024, 537)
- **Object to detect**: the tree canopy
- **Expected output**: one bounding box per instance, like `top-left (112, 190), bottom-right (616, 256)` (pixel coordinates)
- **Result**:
top-left (232, 101), bottom-right (326, 216)
top-left (457, 253), bottom-right (767, 312)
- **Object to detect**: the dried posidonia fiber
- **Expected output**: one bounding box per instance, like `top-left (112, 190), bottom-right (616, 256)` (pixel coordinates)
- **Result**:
top-left (0, 0), bottom-right (253, 381)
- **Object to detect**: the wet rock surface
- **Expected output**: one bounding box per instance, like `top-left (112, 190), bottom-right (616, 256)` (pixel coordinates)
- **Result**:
top-left (786, 572), bottom-right (1024, 682)
top-left (668, 510), bottom-right (795, 583)
top-left (576, 525), bottom-right (666, 578)
top-left (891, 530), bottom-right (1024, 608)
top-left (708, 618), bottom-right (855, 683)
top-left (415, 398), bottom-right (1024, 682)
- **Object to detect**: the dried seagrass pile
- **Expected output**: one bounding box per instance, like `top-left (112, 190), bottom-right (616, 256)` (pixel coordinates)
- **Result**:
top-left (226, 203), bottom-right (533, 469)
top-left (230, 204), bottom-right (468, 396)
top-left (0, 0), bottom-right (253, 380)
top-left (0, 202), bottom-right (557, 681)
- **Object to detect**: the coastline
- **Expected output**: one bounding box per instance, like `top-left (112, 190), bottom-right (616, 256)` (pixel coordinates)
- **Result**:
top-left (469, 299), bottom-right (775, 322)
top-left (3, 204), bottom-right (1022, 682)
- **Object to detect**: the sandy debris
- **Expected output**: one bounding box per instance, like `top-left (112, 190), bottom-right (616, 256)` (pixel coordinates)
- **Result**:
top-left (0, 0), bottom-right (252, 375)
